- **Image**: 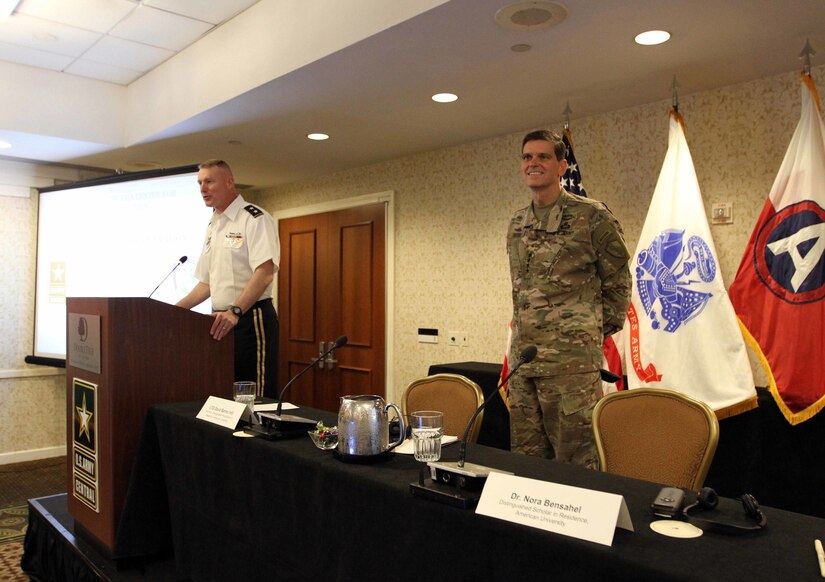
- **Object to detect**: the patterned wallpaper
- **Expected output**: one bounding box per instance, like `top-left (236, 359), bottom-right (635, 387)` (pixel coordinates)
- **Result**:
top-left (0, 189), bottom-right (68, 454)
top-left (256, 64), bottom-right (825, 403)
top-left (0, 195), bottom-right (36, 370)
top-left (0, 163), bottom-right (107, 457)
top-left (1, 65), bottom-right (823, 456)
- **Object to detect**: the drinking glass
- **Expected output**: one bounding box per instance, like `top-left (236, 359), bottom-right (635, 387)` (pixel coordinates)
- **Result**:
top-left (411, 411), bottom-right (444, 462)
top-left (233, 381), bottom-right (256, 415)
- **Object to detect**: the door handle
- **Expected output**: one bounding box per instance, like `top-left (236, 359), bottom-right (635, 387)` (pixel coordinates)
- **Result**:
top-left (318, 341), bottom-right (326, 369)
top-left (325, 339), bottom-right (339, 369)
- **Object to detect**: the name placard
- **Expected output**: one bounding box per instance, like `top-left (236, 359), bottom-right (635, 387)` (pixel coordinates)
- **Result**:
top-left (196, 396), bottom-right (246, 429)
top-left (476, 472), bottom-right (633, 546)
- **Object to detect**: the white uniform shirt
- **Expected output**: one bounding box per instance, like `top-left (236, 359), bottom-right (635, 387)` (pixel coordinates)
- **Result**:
top-left (194, 194), bottom-right (279, 310)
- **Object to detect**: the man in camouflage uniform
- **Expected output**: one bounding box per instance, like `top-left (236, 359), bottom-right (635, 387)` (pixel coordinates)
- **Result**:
top-left (507, 130), bottom-right (631, 469)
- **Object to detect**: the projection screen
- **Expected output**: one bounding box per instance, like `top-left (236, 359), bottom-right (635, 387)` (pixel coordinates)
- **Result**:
top-left (33, 166), bottom-right (214, 361)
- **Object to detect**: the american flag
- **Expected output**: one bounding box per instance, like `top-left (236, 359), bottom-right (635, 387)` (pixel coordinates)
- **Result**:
top-left (562, 128), bottom-right (588, 197)
top-left (562, 126), bottom-right (625, 390)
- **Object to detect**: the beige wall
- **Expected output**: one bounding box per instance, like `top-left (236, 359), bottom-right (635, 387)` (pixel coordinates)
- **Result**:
top-left (2, 64), bottom-right (823, 458)
top-left (0, 161), bottom-right (108, 462)
top-left (255, 65), bottom-right (825, 404)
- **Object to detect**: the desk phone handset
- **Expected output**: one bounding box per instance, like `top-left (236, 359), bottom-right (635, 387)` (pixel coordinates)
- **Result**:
top-left (651, 486), bottom-right (768, 533)
top-left (651, 487), bottom-right (686, 518)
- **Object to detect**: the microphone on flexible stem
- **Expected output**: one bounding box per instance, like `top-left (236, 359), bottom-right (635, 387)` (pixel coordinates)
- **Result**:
top-left (149, 256), bottom-right (187, 298)
top-left (250, 335), bottom-right (347, 439)
top-left (456, 344), bottom-right (537, 467)
top-left (275, 335), bottom-right (347, 417)
top-left (409, 344), bottom-right (537, 509)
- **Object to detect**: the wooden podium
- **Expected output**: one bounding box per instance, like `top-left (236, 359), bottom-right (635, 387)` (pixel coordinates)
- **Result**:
top-left (65, 297), bottom-right (233, 557)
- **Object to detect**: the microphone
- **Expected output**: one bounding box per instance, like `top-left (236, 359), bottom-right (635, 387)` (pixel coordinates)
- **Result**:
top-left (456, 344), bottom-right (536, 468)
top-left (149, 256), bottom-right (187, 298)
top-left (275, 335), bottom-right (347, 417)
top-left (600, 368), bottom-right (622, 383)
top-left (409, 345), bottom-right (537, 509)
top-left (250, 335), bottom-right (347, 439)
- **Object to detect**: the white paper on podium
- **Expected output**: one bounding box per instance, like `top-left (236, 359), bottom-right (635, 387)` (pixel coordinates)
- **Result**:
top-left (253, 402), bottom-right (299, 412)
top-left (476, 472), bottom-right (634, 546)
top-left (196, 396), bottom-right (247, 429)
top-left (394, 436), bottom-right (458, 455)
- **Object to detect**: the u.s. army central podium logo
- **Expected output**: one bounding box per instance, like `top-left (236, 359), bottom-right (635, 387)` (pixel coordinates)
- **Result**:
top-left (72, 379), bottom-right (99, 512)
top-left (635, 229), bottom-right (716, 333)
top-left (754, 201), bottom-right (825, 304)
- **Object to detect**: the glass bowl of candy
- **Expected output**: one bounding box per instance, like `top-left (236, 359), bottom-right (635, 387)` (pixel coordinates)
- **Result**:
top-left (308, 422), bottom-right (338, 450)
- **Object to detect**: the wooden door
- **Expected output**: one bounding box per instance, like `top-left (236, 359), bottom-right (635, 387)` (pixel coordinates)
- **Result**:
top-left (278, 203), bottom-right (386, 412)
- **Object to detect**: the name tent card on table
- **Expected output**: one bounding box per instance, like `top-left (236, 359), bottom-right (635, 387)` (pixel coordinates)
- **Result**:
top-left (196, 396), bottom-right (247, 429)
top-left (476, 472), bottom-right (634, 546)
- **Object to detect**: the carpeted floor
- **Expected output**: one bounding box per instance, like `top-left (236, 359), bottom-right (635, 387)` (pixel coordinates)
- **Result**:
top-left (0, 457), bottom-right (66, 581)
top-left (0, 457), bottom-right (66, 508)
top-left (0, 506), bottom-right (28, 543)
top-left (0, 538), bottom-right (27, 582)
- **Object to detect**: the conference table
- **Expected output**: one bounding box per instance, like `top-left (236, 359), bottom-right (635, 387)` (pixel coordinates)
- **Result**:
top-left (111, 400), bottom-right (824, 581)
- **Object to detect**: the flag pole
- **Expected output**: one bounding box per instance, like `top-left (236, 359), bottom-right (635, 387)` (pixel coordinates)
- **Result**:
top-left (799, 38), bottom-right (815, 76)
top-left (671, 75), bottom-right (680, 113)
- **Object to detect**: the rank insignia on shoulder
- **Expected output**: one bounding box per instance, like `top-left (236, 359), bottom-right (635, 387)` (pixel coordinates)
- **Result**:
top-left (244, 204), bottom-right (263, 218)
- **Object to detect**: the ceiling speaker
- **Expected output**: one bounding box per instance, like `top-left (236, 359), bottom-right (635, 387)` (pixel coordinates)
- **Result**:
top-left (495, 1), bottom-right (568, 32)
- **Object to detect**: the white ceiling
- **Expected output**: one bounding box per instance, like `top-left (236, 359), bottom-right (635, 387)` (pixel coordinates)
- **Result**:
top-left (0, 0), bottom-right (259, 84)
top-left (1, 0), bottom-right (824, 188)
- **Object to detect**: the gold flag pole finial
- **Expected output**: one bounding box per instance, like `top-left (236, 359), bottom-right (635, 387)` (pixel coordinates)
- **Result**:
top-left (799, 38), bottom-right (816, 76)
top-left (563, 102), bottom-right (572, 131)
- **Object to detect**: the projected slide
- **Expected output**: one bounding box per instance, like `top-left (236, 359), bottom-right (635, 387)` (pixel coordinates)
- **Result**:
top-left (35, 169), bottom-right (214, 360)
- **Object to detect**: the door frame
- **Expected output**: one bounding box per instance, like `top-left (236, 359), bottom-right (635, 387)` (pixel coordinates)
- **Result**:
top-left (272, 190), bottom-right (395, 400)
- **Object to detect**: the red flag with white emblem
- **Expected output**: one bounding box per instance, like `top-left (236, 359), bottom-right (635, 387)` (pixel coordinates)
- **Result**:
top-left (730, 74), bottom-right (825, 424)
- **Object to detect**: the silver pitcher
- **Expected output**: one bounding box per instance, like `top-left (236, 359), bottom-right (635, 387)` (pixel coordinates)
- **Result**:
top-left (337, 395), bottom-right (405, 456)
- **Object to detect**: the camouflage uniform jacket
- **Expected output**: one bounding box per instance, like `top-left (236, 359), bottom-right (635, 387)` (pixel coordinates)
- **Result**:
top-left (507, 190), bottom-right (631, 377)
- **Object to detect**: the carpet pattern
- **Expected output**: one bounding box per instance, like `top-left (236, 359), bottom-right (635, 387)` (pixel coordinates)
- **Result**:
top-left (0, 506), bottom-right (27, 544)
top-left (0, 457), bottom-right (66, 581)
top-left (0, 539), bottom-right (26, 582)
top-left (0, 457), bottom-right (65, 508)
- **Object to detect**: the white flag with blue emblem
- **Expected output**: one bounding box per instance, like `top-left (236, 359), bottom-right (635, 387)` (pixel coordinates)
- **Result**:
top-left (624, 110), bottom-right (757, 417)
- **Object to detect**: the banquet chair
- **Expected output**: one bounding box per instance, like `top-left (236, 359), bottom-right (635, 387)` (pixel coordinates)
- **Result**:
top-left (401, 373), bottom-right (485, 441)
top-left (592, 388), bottom-right (719, 490)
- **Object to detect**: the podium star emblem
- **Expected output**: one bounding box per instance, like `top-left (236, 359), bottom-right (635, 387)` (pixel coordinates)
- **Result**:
top-left (76, 393), bottom-right (93, 441)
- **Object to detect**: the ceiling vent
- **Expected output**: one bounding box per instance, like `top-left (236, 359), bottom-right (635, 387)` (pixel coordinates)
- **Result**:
top-left (495, 1), bottom-right (568, 32)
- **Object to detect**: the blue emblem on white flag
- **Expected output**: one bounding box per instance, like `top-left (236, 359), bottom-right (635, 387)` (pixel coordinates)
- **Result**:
top-left (625, 110), bottom-right (755, 414)
top-left (635, 229), bottom-right (716, 333)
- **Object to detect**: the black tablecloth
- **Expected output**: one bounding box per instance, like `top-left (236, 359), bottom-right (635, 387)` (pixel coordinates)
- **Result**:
top-left (116, 400), bottom-right (825, 581)
top-left (428, 363), bottom-right (825, 518)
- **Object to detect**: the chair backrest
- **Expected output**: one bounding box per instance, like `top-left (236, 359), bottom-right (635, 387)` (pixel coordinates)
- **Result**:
top-left (592, 388), bottom-right (719, 490)
top-left (401, 373), bottom-right (485, 441)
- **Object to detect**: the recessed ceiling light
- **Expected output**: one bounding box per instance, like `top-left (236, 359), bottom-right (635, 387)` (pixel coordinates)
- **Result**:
top-left (307, 133), bottom-right (329, 141)
top-left (635, 30), bottom-right (671, 46)
top-left (0, 140), bottom-right (11, 149)
top-left (511, 44), bottom-right (532, 53)
top-left (432, 93), bottom-right (458, 103)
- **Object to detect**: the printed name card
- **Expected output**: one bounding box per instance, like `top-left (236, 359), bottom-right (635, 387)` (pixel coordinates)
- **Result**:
top-left (196, 396), bottom-right (246, 429)
top-left (476, 472), bottom-right (634, 546)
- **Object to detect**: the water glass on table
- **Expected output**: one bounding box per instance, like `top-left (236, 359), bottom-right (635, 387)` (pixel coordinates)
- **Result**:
top-left (411, 411), bottom-right (444, 462)
top-left (233, 381), bottom-right (256, 415)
